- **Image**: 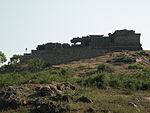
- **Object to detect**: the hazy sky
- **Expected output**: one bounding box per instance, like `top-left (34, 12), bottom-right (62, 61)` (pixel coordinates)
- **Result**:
top-left (0, 0), bottom-right (150, 61)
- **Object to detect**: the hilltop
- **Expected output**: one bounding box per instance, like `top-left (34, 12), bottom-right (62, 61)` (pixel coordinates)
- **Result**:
top-left (0, 50), bottom-right (150, 113)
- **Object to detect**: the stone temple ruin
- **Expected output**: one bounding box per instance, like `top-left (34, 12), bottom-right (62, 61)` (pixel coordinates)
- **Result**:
top-left (21, 29), bottom-right (142, 65)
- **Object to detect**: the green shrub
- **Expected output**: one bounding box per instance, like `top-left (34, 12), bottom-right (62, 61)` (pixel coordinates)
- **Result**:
top-left (110, 78), bottom-right (123, 88)
top-left (28, 58), bottom-right (44, 72)
top-left (124, 79), bottom-right (143, 90)
top-left (0, 64), bottom-right (8, 72)
top-left (10, 54), bottom-right (22, 64)
top-left (97, 64), bottom-right (114, 73)
top-left (83, 73), bottom-right (110, 88)
top-left (60, 67), bottom-right (75, 77)
top-left (127, 64), bottom-right (143, 69)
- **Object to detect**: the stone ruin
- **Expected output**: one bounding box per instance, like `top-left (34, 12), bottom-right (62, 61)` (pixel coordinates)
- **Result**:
top-left (21, 29), bottom-right (142, 65)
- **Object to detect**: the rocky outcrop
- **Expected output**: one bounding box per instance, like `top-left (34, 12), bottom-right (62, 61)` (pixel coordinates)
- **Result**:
top-left (0, 87), bottom-right (22, 109)
top-left (35, 100), bottom-right (70, 113)
top-left (49, 94), bottom-right (73, 102)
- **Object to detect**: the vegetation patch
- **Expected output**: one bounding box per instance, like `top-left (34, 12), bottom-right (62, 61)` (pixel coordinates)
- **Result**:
top-left (97, 64), bottom-right (114, 73)
top-left (127, 64), bottom-right (143, 69)
top-left (132, 50), bottom-right (150, 57)
top-left (77, 69), bottom-right (150, 90)
top-left (0, 67), bottom-right (75, 86)
top-left (107, 54), bottom-right (136, 64)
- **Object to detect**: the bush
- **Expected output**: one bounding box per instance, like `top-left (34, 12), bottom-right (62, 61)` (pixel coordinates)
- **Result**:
top-left (97, 64), bottom-right (114, 73)
top-left (10, 54), bottom-right (22, 64)
top-left (28, 58), bottom-right (44, 72)
top-left (0, 63), bottom-right (24, 74)
top-left (110, 78), bottom-right (123, 88)
top-left (82, 73), bottom-right (110, 88)
top-left (60, 67), bottom-right (75, 77)
top-left (127, 64), bottom-right (143, 69)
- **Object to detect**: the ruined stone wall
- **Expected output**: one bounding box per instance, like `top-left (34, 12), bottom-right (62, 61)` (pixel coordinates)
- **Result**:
top-left (90, 37), bottom-right (111, 48)
top-left (21, 29), bottom-right (142, 65)
top-left (114, 34), bottom-right (141, 46)
top-left (21, 48), bottom-right (106, 65)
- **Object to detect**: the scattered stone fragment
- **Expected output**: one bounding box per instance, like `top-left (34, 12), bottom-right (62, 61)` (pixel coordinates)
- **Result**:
top-left (128, 102), bottom-right (137, 107)
top-left (49, 84), bottom-right (61, 95)
top-left (76, 96), bottom-right (92, 103)
top-left (85, 107), bottom-right (96, 113)
top-left (57, 82), bottom-right (76, 91)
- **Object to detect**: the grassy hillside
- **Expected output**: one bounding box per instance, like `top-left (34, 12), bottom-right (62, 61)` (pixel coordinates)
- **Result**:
top-left (0, 50), bottom-right (150, 113)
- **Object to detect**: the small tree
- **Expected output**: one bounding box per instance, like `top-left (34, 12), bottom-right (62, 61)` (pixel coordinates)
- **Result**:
top-left (28, 58), bottom-right (44, 72)
top-left (10, 54), bottom-right (22, 64)
top-left (0, 51), bottom-right (7, 64)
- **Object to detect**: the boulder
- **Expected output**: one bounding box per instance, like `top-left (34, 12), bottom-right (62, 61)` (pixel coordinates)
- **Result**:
top-left (49, 94), bottom-right (62, 101)
top-left (36, 102), bottom-right (57, 113)
top-left (37, 86), bottom-right (54, 96)
top-left (50, 94), bottom-right (73, 102)
top-left (128, 102), bottom-right (137, 107)
top-left (35, 100), bottom-right (70, 113)
top-left (62, 95), bottom-right (73, 102)
top-left (76, 96), bottom-right (92, 103)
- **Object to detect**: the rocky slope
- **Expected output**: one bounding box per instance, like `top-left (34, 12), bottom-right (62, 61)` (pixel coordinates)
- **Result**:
top-left (0, 50), bottom-right (150, 113)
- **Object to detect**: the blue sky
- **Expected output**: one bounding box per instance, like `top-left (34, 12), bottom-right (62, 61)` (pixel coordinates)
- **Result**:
top-left (0, 0), bottom-right (150, 61)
